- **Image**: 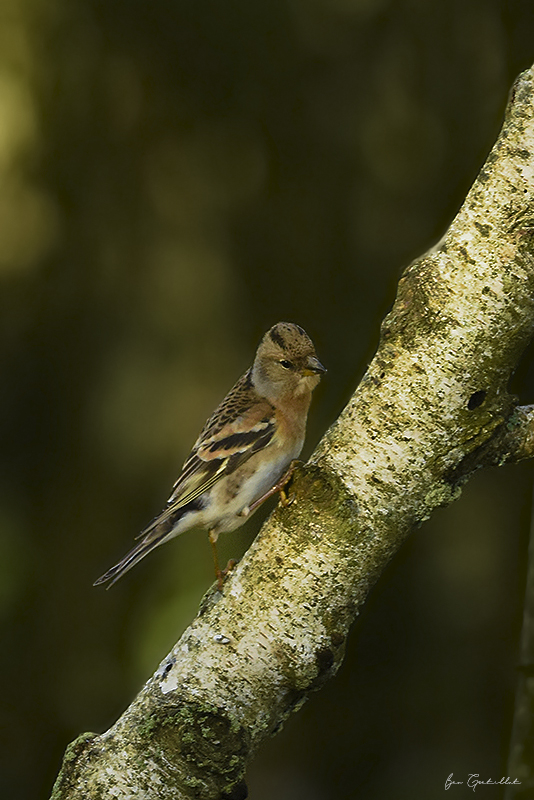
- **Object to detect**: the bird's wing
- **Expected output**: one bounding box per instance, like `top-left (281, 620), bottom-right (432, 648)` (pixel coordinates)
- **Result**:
top-left (95, 378), bottom-right (276, 586)
top-left (135, 371), bottom-right (276, 539)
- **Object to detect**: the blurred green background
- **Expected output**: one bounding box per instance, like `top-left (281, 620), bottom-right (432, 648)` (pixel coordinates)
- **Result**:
top-left (2, 0), bottom-right (534, 798)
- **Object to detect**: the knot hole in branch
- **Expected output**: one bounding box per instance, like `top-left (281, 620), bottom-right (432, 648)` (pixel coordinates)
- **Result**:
top-left (467, 390), bottom-right (487, 410)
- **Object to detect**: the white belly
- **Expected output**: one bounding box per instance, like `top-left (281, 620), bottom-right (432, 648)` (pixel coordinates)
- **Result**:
top-left (200, 440), bottom-right (302, 534)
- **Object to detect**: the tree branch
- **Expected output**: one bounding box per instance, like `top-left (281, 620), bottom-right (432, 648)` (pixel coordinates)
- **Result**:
top-left (51, 67), bottom-right (534, 800)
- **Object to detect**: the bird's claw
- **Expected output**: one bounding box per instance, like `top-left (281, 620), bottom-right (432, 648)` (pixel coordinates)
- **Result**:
top-left (277, 459), bottom-right (302, 507)
top-left (279, 488), bottom-right (296, 507)
top-left (216, 558), bottom-right (238, 591)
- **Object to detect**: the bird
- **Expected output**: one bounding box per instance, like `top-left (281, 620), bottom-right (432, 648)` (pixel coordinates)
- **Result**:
top-left (94, 322), bottom-right (326, 589)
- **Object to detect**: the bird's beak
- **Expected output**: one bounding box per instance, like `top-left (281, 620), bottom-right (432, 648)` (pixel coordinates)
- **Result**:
top-left (302, 355), bottom-right (327, 376)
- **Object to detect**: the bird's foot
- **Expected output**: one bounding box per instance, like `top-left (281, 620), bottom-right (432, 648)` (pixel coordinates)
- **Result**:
top-left (273, 459), bottom-right (301, 507)
top-left (279, 485), bottom-right (296, 507)
top-left (216, 559), bottom-right (238, 591)
top-left (246, 460), bottom-right (302, 515)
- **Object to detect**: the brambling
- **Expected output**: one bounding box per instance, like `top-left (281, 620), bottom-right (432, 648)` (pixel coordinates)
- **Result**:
top-left (94, 322), bottom-right (326, 589)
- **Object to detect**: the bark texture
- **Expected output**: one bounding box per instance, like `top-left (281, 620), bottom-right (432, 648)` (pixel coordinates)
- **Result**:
top-left (52, 68), bottom-right (534, 799)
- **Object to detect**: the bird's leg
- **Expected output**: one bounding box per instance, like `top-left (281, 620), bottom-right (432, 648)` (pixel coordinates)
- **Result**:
top-left (209, 529), bottom-right (237, 591)
top-left (208, 529), bottom-right (223, 591)
top-left (246, 459), bottom-right (301, 515)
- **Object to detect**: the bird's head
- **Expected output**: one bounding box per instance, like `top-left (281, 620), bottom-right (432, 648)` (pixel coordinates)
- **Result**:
top-left (252, 322), bottom-right (326, 403)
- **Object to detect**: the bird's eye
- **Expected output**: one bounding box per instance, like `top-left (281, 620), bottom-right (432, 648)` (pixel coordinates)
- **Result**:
top-left (279, 359), bottom-right (293, 369)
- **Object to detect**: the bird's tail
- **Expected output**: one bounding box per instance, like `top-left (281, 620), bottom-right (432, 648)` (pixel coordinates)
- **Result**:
top-left (94, 497), bottom-right (199, 588)
top-left (93, 531), bottom-right (170, 589)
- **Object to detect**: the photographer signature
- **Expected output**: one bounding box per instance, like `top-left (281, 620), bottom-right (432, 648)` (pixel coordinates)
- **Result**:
top-left (445, 773), bottom-right (521, 791)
